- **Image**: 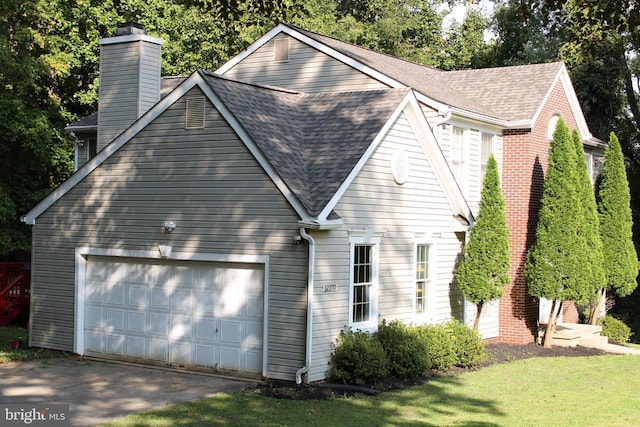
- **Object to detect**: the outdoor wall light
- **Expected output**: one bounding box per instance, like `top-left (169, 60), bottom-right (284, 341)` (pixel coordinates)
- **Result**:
top-left (163, 221), bottom-right (177, 233)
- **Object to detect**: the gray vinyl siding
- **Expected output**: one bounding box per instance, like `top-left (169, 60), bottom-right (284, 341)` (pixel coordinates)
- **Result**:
top-left (98, 40), bottom-right (161, 150)
top-left (30, 88), bottom-right (307, 381)
top-left (223, 35), bottom-right (388, 93)
top-left (307, 111), bottom-right (465, 382)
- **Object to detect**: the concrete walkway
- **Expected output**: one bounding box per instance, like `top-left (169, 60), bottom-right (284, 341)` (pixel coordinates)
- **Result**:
top-left (0, 356), bottom-right (254, 426)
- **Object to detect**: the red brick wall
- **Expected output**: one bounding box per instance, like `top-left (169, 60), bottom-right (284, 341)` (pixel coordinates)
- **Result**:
top-left (499, 80), bottom-right (582, 344)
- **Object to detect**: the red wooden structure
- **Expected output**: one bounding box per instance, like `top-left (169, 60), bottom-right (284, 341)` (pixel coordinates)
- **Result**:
top-left (0, 263), bottom-right (30, 326)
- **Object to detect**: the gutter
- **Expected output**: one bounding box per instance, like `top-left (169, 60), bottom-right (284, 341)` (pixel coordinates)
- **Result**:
top-left (295, 227), bottom-right (315, 385)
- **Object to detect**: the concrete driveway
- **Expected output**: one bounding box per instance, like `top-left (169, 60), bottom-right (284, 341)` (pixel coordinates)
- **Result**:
top-left (0, 356), bottom-right (254, 426)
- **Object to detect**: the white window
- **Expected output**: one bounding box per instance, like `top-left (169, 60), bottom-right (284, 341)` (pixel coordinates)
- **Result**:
top-left (415, 244), bottom-right (430, 315)
top-left (452, 127), bottom-right (465, 185)
top-left (480, 133), bottom-right (494, 180)
top-left (349, 234), bottom-right (381, 330)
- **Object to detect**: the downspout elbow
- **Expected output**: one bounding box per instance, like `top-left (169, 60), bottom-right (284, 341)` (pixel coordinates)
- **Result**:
top-left (296, 227), bottom-right (315, 385)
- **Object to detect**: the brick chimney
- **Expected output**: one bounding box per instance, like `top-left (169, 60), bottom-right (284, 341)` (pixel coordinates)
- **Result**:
top-left (97, 23), bottom-right (163, 151)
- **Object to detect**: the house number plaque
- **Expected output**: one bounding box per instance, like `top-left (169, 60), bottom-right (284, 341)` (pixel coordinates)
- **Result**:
top-left (323, 284), bottom-right (337, 293)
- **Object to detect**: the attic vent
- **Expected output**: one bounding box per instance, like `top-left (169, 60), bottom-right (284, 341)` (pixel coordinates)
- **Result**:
top-left (274, 38), bottom-right (289, 62)
top-left (186, 97), bottom-right (206, 129)
top-left (391, 149), bottom-right (410, 185)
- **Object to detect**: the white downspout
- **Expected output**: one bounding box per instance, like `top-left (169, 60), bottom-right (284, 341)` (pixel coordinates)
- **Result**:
top-left (296, 227), bottom-right (315, 385)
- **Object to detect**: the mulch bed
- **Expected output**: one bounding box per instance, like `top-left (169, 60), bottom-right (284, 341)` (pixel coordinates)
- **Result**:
top-left (244, 343), bottom-right (609, 400)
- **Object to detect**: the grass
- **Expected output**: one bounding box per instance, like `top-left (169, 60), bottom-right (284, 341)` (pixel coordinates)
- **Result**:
top-left (0, 325), bottom-right (62, 363)
top-left (103, 354), bottom-right (640, 427)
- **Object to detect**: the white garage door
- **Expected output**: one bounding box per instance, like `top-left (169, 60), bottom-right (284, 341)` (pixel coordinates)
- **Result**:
top-left (82, 256), bottom-right (264, 375)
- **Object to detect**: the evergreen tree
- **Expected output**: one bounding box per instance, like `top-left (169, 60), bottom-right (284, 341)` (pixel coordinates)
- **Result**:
top-left (455, 155), bottom-right (510, 331)
top-left (525, 118), bottom-right (597, 347)
top-left (597, 133), bottom-right (639, 306)
top-left (569, 130), bottom-right (606, 324)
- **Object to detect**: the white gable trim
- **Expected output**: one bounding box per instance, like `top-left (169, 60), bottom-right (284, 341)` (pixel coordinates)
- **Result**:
top-left (318, 91), bottom-right (472, 225)
top-left (21, 71), bottom-right (310, 225)
top-left (530, 64), bottom-right (597, 144)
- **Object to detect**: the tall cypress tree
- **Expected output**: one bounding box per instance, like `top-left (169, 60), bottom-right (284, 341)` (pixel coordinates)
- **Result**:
top-left (569, 130), bottom-right (606, 324)
top-left (455, 155), bottom-right (510, 331)
top-left (525, 118), bottom-right (597, 347)
top-left (597, 133), bottom-right (638, 307)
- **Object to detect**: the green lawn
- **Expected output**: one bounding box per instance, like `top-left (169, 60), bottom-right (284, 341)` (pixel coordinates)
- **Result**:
top-left (0, 325), bottom-right (61, 362)
top-left (103, 354), bottom-right (640, 427)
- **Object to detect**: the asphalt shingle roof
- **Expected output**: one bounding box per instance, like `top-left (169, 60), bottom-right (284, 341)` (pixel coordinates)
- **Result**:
top-left (287, 24), bottom-right (563, 123)
top-left (200, 71), bottom-right (410, 215)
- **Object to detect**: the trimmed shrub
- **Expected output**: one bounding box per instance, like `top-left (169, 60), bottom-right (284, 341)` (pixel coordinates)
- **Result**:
top-left (329, 327), bottom-right (388, 385)
top-left (600, 315), bottom-right (632, 343)
top-left (377, 319), bottom-right (429, 378)
top-left (417, 324), bottom-right (457, 371)
top-left (444, 320), bottom-right (487, 368)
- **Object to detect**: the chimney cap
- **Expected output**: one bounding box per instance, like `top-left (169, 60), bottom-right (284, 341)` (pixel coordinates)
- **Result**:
top-left (116, 22), bottom-right (146, 36)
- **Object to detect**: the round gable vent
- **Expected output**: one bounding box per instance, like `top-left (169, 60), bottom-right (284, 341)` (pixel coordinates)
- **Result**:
top-left (391, 149), bottom-right (410, 185)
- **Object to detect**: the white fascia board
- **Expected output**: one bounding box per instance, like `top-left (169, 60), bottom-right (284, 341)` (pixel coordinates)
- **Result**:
top-left (192, 72), bottom-right (312, 222)
top-left (404, 96), bottom-right (473, 224)
top-left (21, 74), bottom-right (196, 225)
top-left (530, 64), bottom-right (595, 143)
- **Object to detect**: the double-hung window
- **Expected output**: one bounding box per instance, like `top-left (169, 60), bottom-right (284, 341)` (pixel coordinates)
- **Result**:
top-left (415, 244), bottom-right (430, 315)
top-left (349, 234), bottom-right (381, 330)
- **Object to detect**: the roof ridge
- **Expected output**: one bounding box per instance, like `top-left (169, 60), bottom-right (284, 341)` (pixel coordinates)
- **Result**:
top-left (198, 69), bottom-right (302, 95)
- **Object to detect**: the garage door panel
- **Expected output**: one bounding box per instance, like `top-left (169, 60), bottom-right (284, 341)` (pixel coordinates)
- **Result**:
top-left (84, 257), bottom-right (264, 375)
top-left (246, 351), bottom-right (262, 373)
top-left (85, 332), bottom-right (103, 352)
top-left (85, 307), bottom-right (104, 328)
top-left (150, 288), bottom-right (170, 309)
top-left (128, 285), bottom-right (147, 308)
top-left (170, 315), bottom-right (192, 340)
top-left (106, 334), bottom-right (124, 355)
top-left (170, 341), bottom-right (192, 364)
top-left (126, 336), bottom-right (146, 358)
top-left (105, 284), bottom-right (125, 305)
top-left (172, 289), bottom-right (194, 312)
top-left (149, 313), bottom-right (169, 335)
top-left (127, 311), bottom-right (146, 333)
top-left (246, 295), bottom-right (263, 317)
top-left (148, 339), bottom-right (168, 361)
top-left (244, 322), bottom-right (263, 346)
top-left (220, 320), bottom-right (241, 343)
top-left (195, 292), bottom-right (216, 314)
top-left (195, 318), bottom-right (217, 340)
top-left (220, 348), bottom-right (240, 370)
top-left (195, 344), bottom-right (216, 367)
top-left (106, 309), bottom-right (124, 331)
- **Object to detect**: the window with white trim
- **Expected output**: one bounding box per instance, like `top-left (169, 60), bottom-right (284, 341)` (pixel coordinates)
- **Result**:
top-left (452, 127), bottom-right (465, 184)
top-left (415, 244), bottom-right (430, 315)
top-left (349, 234), bottom-right (381, 330)
top-left (480, 133), bottom-right (494, 180)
